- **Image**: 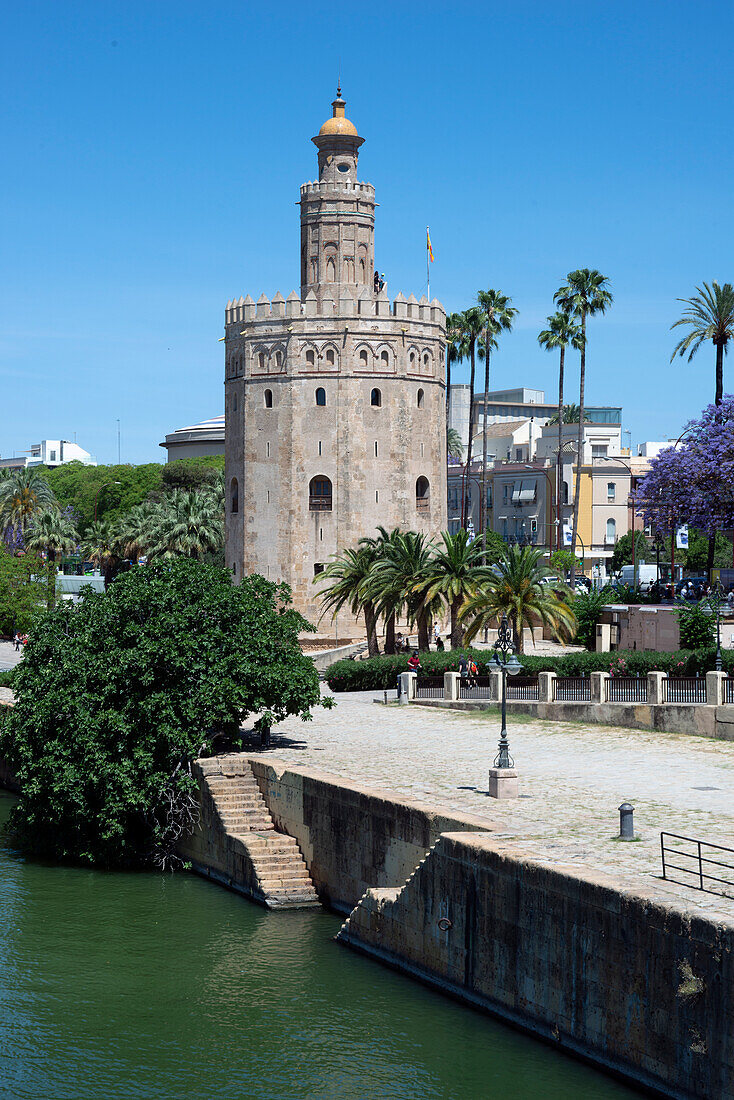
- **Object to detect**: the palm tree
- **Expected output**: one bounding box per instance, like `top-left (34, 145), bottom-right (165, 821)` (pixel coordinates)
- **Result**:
top-left (115, 501), bottom-right (160, 562)
top-left (477, 290), bottom-right (517, 552)
top-left (416, 529), bottom-right (485, 648)
top-left (554, 270), bottom-right (613, 580)
top-left (457, 306), bottom-right (485, 528)
top-left (366, 529), bottom-right (436, 651)
top-left (538, 312), bottom-right (585, 554)
top-left (445, 312), bottom-right (464, 455)
top-left (671, 281), bottom-right (734, 406)
top-left (447, 428), bottom-right (464, 459)
top-left (0, 468), bottom-right (56, 540)
top-left (315, 542), bottom-right (381, 657)
top-left (145, 491), bottom-right (223, 561)
top-left (547, 403), bottom-right (589, 424)
top-left (25, 508), bottom-right (79, 609)
top-left (83, 519), bottom-right (120, 590)
top-left (459, 544), bottom-right (576, 652)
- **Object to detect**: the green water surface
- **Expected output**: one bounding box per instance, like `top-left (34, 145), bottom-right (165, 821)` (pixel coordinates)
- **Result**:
top-left (0, 793), bottom-right (642, 1099)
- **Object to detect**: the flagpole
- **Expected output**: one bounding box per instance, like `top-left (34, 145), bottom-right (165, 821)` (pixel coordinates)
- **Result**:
top-left (426, 226), bottom-right (430, 299)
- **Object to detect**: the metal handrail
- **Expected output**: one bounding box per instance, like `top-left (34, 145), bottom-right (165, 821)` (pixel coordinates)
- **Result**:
top-left (661, 831), bottom-right (734, 896)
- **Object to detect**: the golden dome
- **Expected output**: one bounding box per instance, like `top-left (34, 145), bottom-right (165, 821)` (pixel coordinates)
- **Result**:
top-left (318, 115), bottom-right (358, 137)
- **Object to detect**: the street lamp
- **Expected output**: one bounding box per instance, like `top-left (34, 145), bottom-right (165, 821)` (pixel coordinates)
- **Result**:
top-left (491, 613), bottom-right (522, 768)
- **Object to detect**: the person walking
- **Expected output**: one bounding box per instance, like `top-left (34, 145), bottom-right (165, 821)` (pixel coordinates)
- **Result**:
top-left (13, 632), bottom-right (20, 652)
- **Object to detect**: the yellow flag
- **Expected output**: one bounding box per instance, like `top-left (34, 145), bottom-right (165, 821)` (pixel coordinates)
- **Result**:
top-left (426, 227), bottom-right (434, 263)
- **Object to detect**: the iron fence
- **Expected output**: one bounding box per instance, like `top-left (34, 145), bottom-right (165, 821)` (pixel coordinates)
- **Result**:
top-left (606, 676), bottom-right (648, 703)
top-left (725, 678), bottom-right (734, 705)
top-left (507, 677), bottom-right (539, 701)
top-left (661, 832), bottom-right (734, 898)
top-left (415, 676), bottom-right (444, 700)
top-left (459, 675), bottom-right (493, 700)
top-left (553, 676), bottom-right (591, 702)
top-left (665, 677), bottom-right (707, 704)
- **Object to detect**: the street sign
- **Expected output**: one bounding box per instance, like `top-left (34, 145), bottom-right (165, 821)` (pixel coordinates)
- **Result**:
top-left (676, 525), bottom-right (689, 550)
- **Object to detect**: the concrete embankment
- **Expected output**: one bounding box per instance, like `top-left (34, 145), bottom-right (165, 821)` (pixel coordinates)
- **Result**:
top-left (209, 756), bottom-right (733, 1100)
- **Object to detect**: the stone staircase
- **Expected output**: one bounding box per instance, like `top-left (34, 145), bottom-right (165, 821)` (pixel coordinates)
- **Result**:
top-left (196, 758), bottom-right (320, 910)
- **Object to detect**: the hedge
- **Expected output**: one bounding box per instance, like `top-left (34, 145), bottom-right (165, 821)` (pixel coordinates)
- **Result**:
top-left (324, 647), bottom-right (734, 692)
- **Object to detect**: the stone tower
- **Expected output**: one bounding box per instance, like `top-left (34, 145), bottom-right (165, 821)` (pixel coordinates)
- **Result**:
top-left (224, 90), bottom-right (447, 627)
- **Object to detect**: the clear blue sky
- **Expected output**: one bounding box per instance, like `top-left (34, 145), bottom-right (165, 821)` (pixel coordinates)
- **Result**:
top-left (2, 1), bottom-right (732, 464)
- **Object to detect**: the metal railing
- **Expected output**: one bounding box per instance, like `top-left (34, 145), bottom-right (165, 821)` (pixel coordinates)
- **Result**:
top-left (661, 832), bottom-right (734, 898)
top-left (606, 676), bottom-right (648, 703)
top-left (459, 675), bottom-right (493, 700)
top-left (553, 676), bottom-right (591, 702)
top-left (725, 678), bottom-right (734, 705)
top-left (665, 676), bottom-right (706, 704)
top-left (507, 676), bottom-right (539, 701)
top-left (308, 496), bottom-right (332, 511)
top-left (414, 675), bottom-right (444, 700)
top-left (416, 497), bottom-right (430, 512)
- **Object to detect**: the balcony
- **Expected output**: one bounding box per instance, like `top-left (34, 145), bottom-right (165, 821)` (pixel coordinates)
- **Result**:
top-left (309, 496), bottom-right (332, 511)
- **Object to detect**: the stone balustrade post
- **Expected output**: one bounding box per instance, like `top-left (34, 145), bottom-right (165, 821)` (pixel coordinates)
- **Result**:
top-left (398, 672), bottom-right (417, 704)
top-left (647, 672), bottom-right (666, 705)
top-left (488, 669), bottom-right (503, 702)
top-left (706, 671), bottom-right (726, 707)
top-left (444, 671), bottom-right (460, 701)
top-left (538, 671), bottom-right (556, 703)
top-left (590, 671), bottom-right (610, 704)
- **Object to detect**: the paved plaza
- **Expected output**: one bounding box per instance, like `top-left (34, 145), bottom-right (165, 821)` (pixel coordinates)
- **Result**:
top-left (253, 688), bottom-right (734, 919)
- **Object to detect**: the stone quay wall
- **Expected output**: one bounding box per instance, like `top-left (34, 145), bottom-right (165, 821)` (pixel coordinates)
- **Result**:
top-left (244, 756), bottom-right (734, 1100)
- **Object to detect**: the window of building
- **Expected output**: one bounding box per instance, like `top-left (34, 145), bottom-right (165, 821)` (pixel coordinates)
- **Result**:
top-left (315, 387), bottom-right (326, 406)
top-left (318, 441), bottom-right (322, 456)
top-left (275, 351), bottom-right (282, 369)
top-left (592, 444), bottom-right (608, 458)
top-left (416, 476), bottom-right (430, 511)
top-left (232, 562), bottom-right (237, 576)
top-left (607, 481), bottom-right (616, 502)
top-left (233, 392), bottom-right (238, 412)
top-left (359, 349), bottom-right (369, 368)
top-left (230, 478), bottom-right (239, 514)
top-left (374, 441), bottom-right (378, 457)
top-left (417, 388), bottom-right (424, 408)
top-left (515, 448), bottom-right (522, 461)
top-left (313, 563), bottom-right (325, 576)
top-left (375, 490), bottom-right (379, 503)
top-left (309, 476), bottom-right (332, 511)
top-left (306, 349), bottom-right (315, 367)
top-left (50, 450), bottom-right (56, 462)
top-left (380, 350), bottom-right (389, 368)
top-left (563, 481), bottom-right (569, 504)
top-left (606, 518), bottom-right (616, 544)
top-left (423, 353), bottom-right (430, 369)
top-left (326, 349), bottom-right (335, 366)
top-left (264, 389), bottom-right (273, 408)
top-left (266, 441), bottom-right (270, 458)
top-left (420, 442), bottom-right (424, 458)
top-left (503, 484), bottom-right (508, 503)
top-left (266, 490), bottom-right (270, 503)
top-left (258, 352), bottom-right (265, 370)
top-left (370, 388), bottom-right (381, 407)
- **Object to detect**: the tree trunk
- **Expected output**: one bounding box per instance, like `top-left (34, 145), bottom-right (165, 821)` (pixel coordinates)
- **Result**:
top-left (481, 335), bottom-right (490, 560)
top-left (716, 341), bottom-right (724, 406)
top-left (707, 531), bottom-right (716, 586)
top-left (47, 547), bottom-right (56, 611)
top-left (446, 352), bottom-right (451, 459)
top-left (364, 602), bottom-right (379, 657)
top-left (513, 613), bottom-right (523, 654)
top-left (462, 340), bottom-right (477, 528)
top-left (450, 595), bottom-right (464, 649)
top-left (417, 607), bottom-right (430, 652)
top-left (556, 345), bottom-right (565, 551)
top-left (570, 312), bottom-right (586, 586)
top-left (384, 612), bottom-right (396, 655)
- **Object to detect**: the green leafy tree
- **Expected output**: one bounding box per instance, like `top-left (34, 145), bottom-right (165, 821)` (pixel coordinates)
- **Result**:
top-left (144, 490), bottom-right (223, 560)
top-left (447, 428), bottom-right (464, 459)
top-left (610, 530), bottom-right (652, 573)
top-left (671, 281), bottom-right (734, 406)
top-left (40, 462), bottom-right (167, 532)
top-left (547, 403), bottom-right (590, 424)
top-left (0, 548), bottom-right (49, 636)
top-left (25, 508), bottom-right (79, 609)
top-left (571, 587), bottom-right (613, 650)
top-left (549, 548), bottom-right (576, 576)
top-left (554, 270), bottom-right (613, 580)
top-left (315, 541), bottom-right (381, 657)
top-left (677, 602), bottom-right (716, 649)
top-left (416, 529), bottom-right (485, 648)
top-left (366, 529), bottom-right (436, 651)
top-left (0, 469), bottom-right (57, 538)
top-left (459, 544), bottom-right (576, 652)
top-left (0, 559), bottom-right (325, 868)
top-left (82, 520), bottom-right (120, 589)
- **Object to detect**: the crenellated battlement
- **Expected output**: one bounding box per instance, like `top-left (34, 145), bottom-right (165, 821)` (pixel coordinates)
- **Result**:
top-left (225, 290), bottom-right (445, 328)
top-left (299, 179), bottom-right (375, 199)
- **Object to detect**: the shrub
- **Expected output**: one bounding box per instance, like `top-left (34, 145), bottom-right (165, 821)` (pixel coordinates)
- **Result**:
top-left (677, 603), bottom-right (716, 650)
top-left (0, 559), bottom-right (326, 868)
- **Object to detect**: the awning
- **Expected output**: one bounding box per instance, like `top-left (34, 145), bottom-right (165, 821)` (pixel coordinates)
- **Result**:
top-left (511, 480), bottom-right (536, 504)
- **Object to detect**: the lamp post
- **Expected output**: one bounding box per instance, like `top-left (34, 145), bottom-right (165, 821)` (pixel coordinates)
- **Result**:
top-left (491, 613), bottom-right (522, 768)
top-left (704, 585), bottom-right (724, 672)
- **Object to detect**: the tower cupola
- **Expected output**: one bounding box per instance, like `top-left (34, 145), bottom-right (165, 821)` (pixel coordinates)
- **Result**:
top-left (312, 86), bottom-right (364, 182)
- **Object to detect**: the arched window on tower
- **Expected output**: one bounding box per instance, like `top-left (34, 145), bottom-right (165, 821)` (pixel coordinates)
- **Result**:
top-left (416, 476), bottom-right (430, 512)
top-left (258, 352), bottom-right (265, 371)
top-left (309, 476), bottom-right (332, 511)
top-left (275, 350), bottom-right (282, 370)
top-left (370, 388), bottom-right (381, 407)
top-left (325, 348), bottom-right (336, 367)
top-left (606, 518), bottom-right (617, 544)
top-left (359, 349), bottom-right (369, 369)
top-left (326, 256), bottom-right (336, 281)
top-left (264, 389), bottom-right (273, 408)
top-left (417, 388), bottom-right (425, 408)
top-left (409, 351), bottom-right (416, 370)
top-left (315, 387), bottom-right (327, 406)
top-left (306, 349), bottom-right (315, 367)
top-left (230, 478), bottom-right (239, 514)
top-left (380, 350), bottom-right (389, 370)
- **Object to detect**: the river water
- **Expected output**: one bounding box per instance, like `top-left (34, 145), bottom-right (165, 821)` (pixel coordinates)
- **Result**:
top-left (0, 793), bottom-right (641, 1099)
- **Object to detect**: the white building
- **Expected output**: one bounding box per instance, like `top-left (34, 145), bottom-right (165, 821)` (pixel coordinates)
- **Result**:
top-left (0, 440), bottom-right (97, 470)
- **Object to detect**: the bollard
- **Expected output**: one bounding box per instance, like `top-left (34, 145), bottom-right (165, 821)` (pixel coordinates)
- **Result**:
top-left (619, 802), bottom-right (634, 839)
top-left (383, 690), bottom-right (388, 705)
